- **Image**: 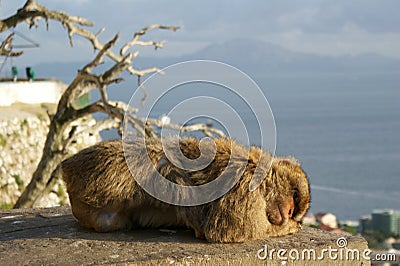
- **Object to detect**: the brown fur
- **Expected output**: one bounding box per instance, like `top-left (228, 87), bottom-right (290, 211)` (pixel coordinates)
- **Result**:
top-left (61, 137), bottom-right (310, 243)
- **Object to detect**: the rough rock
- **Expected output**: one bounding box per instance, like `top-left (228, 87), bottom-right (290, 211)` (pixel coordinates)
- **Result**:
top-left (0, 207), bottom-right (371, 265)
top-left (0, 103), bottom-right (100, 208)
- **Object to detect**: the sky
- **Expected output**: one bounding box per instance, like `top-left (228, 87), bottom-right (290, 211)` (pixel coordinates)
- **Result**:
top-left (1, 0), bottom-right (400, 65)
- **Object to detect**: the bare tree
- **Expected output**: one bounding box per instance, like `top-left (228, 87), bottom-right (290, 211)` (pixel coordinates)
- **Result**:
top-left (1, 0), bottom-right (224, 208)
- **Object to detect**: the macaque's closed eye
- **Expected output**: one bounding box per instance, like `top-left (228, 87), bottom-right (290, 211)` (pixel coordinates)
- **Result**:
top-left (293, 190), bottom-right (300, 204)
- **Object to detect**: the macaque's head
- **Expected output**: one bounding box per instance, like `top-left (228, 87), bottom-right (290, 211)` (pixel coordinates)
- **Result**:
top-left (264, 158), bottom-right (310, 226)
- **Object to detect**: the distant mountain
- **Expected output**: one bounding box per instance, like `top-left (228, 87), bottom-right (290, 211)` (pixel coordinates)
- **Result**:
top-left (33, 39), bottom-right (400, 81)
top-left (138, 38), bottom-right (400, 77)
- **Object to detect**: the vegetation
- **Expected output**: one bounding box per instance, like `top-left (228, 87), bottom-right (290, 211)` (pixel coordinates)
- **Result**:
top-left (0, 133), bottom-right (6, 147)
top-left (362, 230), bottom-right (399, 249)
top-left (342, 225), bottom-right (358, 235)
top-left (0, 203), bottom-right (13, 210)
top-left (12, 174), bottom-right (24, 190)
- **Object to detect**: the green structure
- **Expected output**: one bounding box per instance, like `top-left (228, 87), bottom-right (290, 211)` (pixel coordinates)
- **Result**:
top-left (26, 67), bottom-right (35, 81)
top-left (12, 66), bottom-right (18, 82)
top-left (371, 210), bottom-right (400, 235)
top-left (397, 216), bottom-right (400, 235)
top-left (359, 215), bottom-right (372, 234)
top-left (74, 93), bottom-right (90, 108)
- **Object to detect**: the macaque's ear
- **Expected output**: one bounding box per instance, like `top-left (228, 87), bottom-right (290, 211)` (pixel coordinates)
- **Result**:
top-left (248, 152), bottom-right (273, 192)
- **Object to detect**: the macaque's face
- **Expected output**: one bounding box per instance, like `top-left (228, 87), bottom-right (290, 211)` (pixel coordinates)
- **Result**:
top-left (264, 160), bottom-right (310, 226)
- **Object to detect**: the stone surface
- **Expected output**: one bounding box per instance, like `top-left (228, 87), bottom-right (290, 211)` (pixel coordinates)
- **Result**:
top-left (0, 103), bottom-right (100, 208)
top-left (0, 207), bottom-right (370, 265)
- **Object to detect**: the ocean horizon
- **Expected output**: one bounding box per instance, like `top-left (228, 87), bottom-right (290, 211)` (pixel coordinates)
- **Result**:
top-left (95, 72), bottom-right (400, 221)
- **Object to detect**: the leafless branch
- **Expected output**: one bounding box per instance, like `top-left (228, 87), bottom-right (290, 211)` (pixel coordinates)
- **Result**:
top-left (6, 1), bottom-right (182, 208)
top-left (0, 33), bottom-right (24, 57)
top-left (63, 117), bottom-right (121, 152)
top-left (120, 24), bottom-right (180, 56)
top-left (146, 118), bottom-right (226, 138)
top-left (1, 1), bottom-right (180, 78)
top-left (7, 1), bottom-right (223, 209)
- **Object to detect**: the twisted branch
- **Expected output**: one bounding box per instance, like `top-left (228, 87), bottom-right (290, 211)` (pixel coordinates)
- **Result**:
top-left (0, 33), bottom-right (24, 57)
top-left (5, 1), bottom-right (224, 208)
top-left (1, 0), bottom-right (180, 77)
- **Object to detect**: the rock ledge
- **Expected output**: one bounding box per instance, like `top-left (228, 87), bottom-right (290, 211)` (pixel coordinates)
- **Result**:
top-left (0, 207), bottom-right (370, 265)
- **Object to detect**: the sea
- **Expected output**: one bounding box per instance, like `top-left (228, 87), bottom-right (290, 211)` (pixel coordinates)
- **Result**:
top-left (258, 73), bottom-right (400, 221)
top-left (96, 72), bottom-right (400, 222)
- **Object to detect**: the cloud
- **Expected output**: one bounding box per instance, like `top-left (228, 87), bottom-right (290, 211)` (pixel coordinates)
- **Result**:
top-left (1, 0), bottom-right (400, 64)
top-left (263, 23), bottom-right (400, 58)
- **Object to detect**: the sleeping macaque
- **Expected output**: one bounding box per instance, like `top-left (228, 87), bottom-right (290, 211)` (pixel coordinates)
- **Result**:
top-left (61, 137), bottom-right (310, 243)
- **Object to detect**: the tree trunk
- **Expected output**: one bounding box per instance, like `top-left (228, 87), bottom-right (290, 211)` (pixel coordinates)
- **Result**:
top-left (3, 1), bottom-right (180, 209)
top-left (14, 120), bottom-right (66, 208)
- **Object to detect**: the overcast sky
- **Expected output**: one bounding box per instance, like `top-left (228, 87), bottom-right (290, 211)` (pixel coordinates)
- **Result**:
top-left (1, 0), bottom-right (400, 65)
